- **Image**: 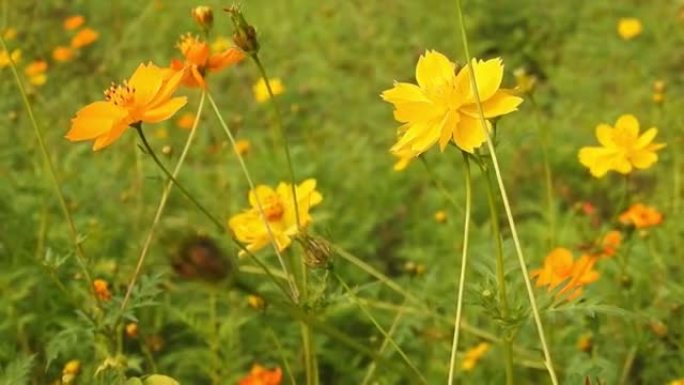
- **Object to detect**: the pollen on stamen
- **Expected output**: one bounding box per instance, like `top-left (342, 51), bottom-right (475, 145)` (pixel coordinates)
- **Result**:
top-left (103, 80), bottom-right (135, 106)
top-left (177, 33), bottom-right (201, 56)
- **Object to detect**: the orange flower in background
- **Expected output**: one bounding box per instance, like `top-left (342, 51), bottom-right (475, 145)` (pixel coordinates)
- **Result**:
top-left (170, 33), bottom-right (245, 88)
top-left (600, 230), bottom-right (622, 257)
top-left (66, 63), bottom-right (187, 150)
top-left (176, 112), bottom-right (196, 130)
top-left (238, 364), bottom-right (282, 385)
top-left (531, 248), bottom-right (599, 301)
top-left (92, 279), bottom-right (112, 301)
top-left (64, 15), bottom-right (85, 30)
top-left (52, 46), bottom-right (74, 62)
top-left (24, 60), bottom-right (48, 86)
top-left (70, 27), bottom-right (99, 49)
top-left (619, 203), bottom-right (663, 229)
top-left (579, 114), bottom-right (665, 177)
top-left (234, 139), bottom-right (251, 156)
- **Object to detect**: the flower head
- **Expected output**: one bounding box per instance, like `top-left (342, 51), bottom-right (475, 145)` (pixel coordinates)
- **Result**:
top-left (176, 112), bottom-right (196, 130)
top-left (382, 51), bottom-right (523, 156)
top-left (70, 27), bottom-right (99, 49)
top-left (66, 63), bottom-right (187, 150)
top-left (24, 60), bottom-right (47, 86)
top-left (234, 139), bottom-right (251, 156)
top-left (238, 364), bottom-right (282, 385)
top-left (253, 77), bottom-right (284, 103)
top-left (170, 33), bottom-right (245, 88)
top-left (531, 248), bottom-right (599, 301)
top-left (92, 279), bottom-right (112, 301)
top-left (461, 342), bottom-right (490, 371)
top-left (619, 203), bottom-right (663, 229)
top-left (52, 46), bottom-right (74, 62)
top-left (64, 15), bottom-right (85, 31)
top-left (578, 114), bottom-right (665, 177)
top-left (618, 18), bottom-right (642, 40)
top-left (600, 230), bottom-right (622, 257)
top-left (229, 179), bottom-right (322, 254)
top-left (0, 48), bottom-right (21, 68)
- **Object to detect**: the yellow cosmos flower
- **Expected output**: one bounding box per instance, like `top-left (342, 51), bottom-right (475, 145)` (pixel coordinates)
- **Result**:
top-left (228, 179), bottom-right (322, 254)
top-left (618, 18), bottom-right (642, 40)
top-left (66, 63), bottom-right (187, 150)
top-left (382, 51), bottom-right (523, 155)
top-left (64, 15), bottom-right (85, 31)
top-left (52, 46), bottom-right (75, 62)
top-left (578, 114), bottom-right (665, 177)
top-left (619, 203), bottom-right (663, 229)
top-left (24, 60), bottom-right (48, 86)
top-left (253, 77), bottom-right (284, 103)
top-left (461, 342), bottom-right (490, 371)
top-left (669, 379), bottom-right (684, 385)
top-left (170, 33), bottom-right (245, 88)
top-left (530, 248), bottom-right (599, 301)
top-left (0, 48), bottom-right (21, 68)
top-left (70, 27), bottom-right (99, 49)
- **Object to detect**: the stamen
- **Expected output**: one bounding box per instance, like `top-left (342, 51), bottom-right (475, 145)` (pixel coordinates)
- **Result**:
top-left (103, 80), bottom-right (136, 107)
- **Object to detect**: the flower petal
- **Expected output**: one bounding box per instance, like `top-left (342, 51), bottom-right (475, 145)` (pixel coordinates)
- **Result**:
top-left (469, 58), bottom-right (504, 102)
top-left (614, 114), bottom-right (639, 138)
top-left (453, 115), bottom-right (488, 153)
top-left (129, 63), bottom-right (163, 107)
top-left (66, 101), bottom-right (127, 141)
top-left (92, 122), bottom-right (129, 151)
top-left (415, 50), bottom-right (455, 91)
top-left (208, 47), bottom-right (245, 72)
top-left (141, 97), bottom-right (187, 123)
top-left (595, 123), bottom-right (615, 147)
top-left (461, 89), bottom-right (523, 118)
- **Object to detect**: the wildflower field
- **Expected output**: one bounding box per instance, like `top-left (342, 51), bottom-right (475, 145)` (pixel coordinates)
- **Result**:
top-left (2, 1), bottom-right (684, 384)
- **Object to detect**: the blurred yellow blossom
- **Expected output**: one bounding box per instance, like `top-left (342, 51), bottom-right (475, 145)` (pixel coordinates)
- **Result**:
top-left (669, 379), bottom-right (684, 385)
top-left (618, 18), bottom-right (642, 40)
top-left (461, 342), bottom-right (490, 371)
top-left (125, 322), bottom-right (139, 338)
top-left (24, 60), bottom-right (48, 86)
top-left (619, 203), bottom-right (663, 229)
top-left (0, 48), bottom-right (21, 68)
top-left (434, 210), bottom-right (447, 223)
top-left (70, 27), bottom-right (99, 49)
top-left (229, 179), bottom-right (322, 254)
top-left (514, 67), bottom-right (536, 94)
top-left (382, 51), bottom-right (522, 155)
top-left (652, 80), bottom-right (666, 104)
top-left (62, 360), bottom-right (81, 384)
top-left (2, 27), bottom-right (17, 40)
top-left (247, 294), bottom-right (265, 310)
top-left (578, 114), bottom-right (665, 177)
top-left (64, 15), bottom-right (85, 31)
top-left (235, 139), bottom-right (251, 156)
top-left (253, 77), bottom-right (284, 103)
top-left (52, 46), bottom-right (75, 62)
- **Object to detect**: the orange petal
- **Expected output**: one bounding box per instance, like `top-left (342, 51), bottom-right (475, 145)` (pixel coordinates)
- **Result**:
top-left (208, 48), bottom-right (245, 72)
top-left (92, 122), bottom-right (129, 151)
top-left (66, 101), bottom-right (127, 141)
top-left (141, 97), bottom-right (187, 123)
top-left (129, 63), bottom-right (163, 107)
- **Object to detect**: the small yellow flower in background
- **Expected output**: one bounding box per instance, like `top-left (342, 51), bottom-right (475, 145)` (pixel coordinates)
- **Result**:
top-left (24, 60), bottom-right (48, 86)
top-left (652, 80), bottom-right (666, 104)
top-left (392, 148), bottom-right (416, 171)
top-left (514, 67), bottom-right (537, 94)
top-left (619, 203), bottom-right (663, 229)
top-left (62, 360), bottom-right (81, 385)
top-left (170, 33), bottom-right (245, 88)
top-left (67, 63), bottom-right (187, 150)
top-left (530, 248), bottom-right (600, 301)
top-left (0, 48), bottom-right (21, 68)
top-left (382, 51), bottom-right (523, 156)
top-left (253, 77), bottom-right (284, 103)
top-left (238, 364), bottom-right (283, 385)
top-left (618, 18), bottom-right (643, 40)
top-left (247, 294), bottom-right (265, 310)
top-left (2, 27), bottom-right (17, 40)
top-left (176, 112), bottom-right (196, 130)
top-left (92, 279), bottom-right (112, 301)
top-left (461, 342), bottom-right (490, 371)
top-left (125, 322), bottom-right (139, 338)
top-left (669, 379), bottom-right (684, 385)
top-left (434, 210), bottom-right (447, 223)
top-left (229, 179), bottom-right (322, 254)
top-left (235, 139), bottom-right (251, 156)
top-left (578, 114), bottom-right (665, 177)
top-left (52, 46), bottom-right (75, 63)
top-left (70, 27), bottom-right (99, 49)
top-left (600, 230), bottom-right (622, 257)
top-left (211, 36), bottom-right (232, 53)
top-left (63, 15), bottom-right (85, 31)
top-left (154, 127), bottom-right (169, 139)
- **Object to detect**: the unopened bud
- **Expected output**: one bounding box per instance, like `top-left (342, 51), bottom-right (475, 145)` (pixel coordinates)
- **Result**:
top-left (225, 5), bottom-right (259, 54)
top-left (192, 6), bottom-right (214, 31)
top-left (297, 233), bottom-right (333, 269)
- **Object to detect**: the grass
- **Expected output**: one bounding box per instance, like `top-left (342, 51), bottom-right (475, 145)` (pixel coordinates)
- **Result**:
top-left (1, 0), bottom-right (684, 384)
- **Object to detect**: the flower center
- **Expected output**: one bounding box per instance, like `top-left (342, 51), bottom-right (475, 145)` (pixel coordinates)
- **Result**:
top-left (177, 33), bottom-right (201, 56)
top-left (262, 196), bottom-right (285, 222)
top-left (103, 81), bottom-right (135, 107)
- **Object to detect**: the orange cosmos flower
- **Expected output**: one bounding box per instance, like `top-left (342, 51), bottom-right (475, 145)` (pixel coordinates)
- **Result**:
top-left (170, 33), bottom-right (245, 88)
top-left (24, 60), bottom-right (48, 86)
top-left (238, 365), bottom-right (282, 385)
top-left (64, 15), bottom-right (85, 31)
top-left (92, 279), bottom-right (112, 301)
top-left (600, 230), bottom-right (622, 257)
top-left (70, 27), bottom-right (99, 49)
top-left (619, 203), bottom-right (663, 229)
top-left (52, 46), bottom-right (75, 62)
top-left (176, 112), bottom-right (196, 130)
top-left (531, 248), bottom-right (599, 301)
top-left (66, 63), bottom-right (187, 150)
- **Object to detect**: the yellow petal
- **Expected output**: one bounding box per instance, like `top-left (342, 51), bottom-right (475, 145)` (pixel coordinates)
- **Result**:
top-left (249, 185), bottom-right (278, 209)
top-left (595, 123), bottom-right (615, 147)
top-left (415, 50), bottom-right (455, 91)
top-left (66, 101), bottom-right (127, 141)
top-left (453, 115), bottom-right (488, 153)
top-left (634, 127), bottom-right (658, 148)
top-left (461, 89), bottom-right (522, 118)
top-left (614, 114), bottom-right (639, 138)
top-left (630, 150), bottom-right (658, 169)
top-left (129, 63), bottom-right (163, 107)
top-left (141, 97), bottom-right (187, 123)
top-left (438, 110), bottom-right (459, 151)
top-left (578, 147), bottom-right (614, 177)
top-left (468, 58), bottom-right (504, 102)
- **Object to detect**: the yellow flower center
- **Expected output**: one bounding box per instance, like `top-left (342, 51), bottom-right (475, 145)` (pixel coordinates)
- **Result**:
top-left (177, 33), bottom-right (201, 56)
top-left (103, 81), bottom-right (135, 107)
top-left (263, 196), bottom-right (285, 222)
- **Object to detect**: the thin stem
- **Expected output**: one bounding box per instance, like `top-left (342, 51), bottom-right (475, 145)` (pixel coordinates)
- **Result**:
top-left (454, 2), bottom-right (559, 384)
top-left (206, 91), bottom-right (299, 301)
top-left (119, 92), bottom-right (210, 315)
top-left (360, 299), bottom-right (406, 385)
top-left (447, 153), bottom-right (473, 385)
top-left (1, 36), bottom-right (97, 301)
top-left (268, 328), bottom-right (297, 385)
top-left (480, 161), bottom-right (514, 385)
top-left (530, 96), bottom-right (556, 248)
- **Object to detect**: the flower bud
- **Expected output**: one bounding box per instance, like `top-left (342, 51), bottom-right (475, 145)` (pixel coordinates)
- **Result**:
top-left (225, 5), bottom-right (259, 55)
top-left (297, 233), bottom-right (333, 269)
top-left (191, 6), bottom-right (214, 31)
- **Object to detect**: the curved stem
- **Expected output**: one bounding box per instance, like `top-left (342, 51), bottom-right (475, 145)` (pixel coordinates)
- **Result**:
top-left (454, 2), bottom-right (558, 383)
top-left (206, 92), bottom-right (299, 301)
top-left (1, 36), bottom-right (97, 301)
top-left (447, 153), bottom-right (472, 384)
top-left (119, 93), bottom-right (212, 315)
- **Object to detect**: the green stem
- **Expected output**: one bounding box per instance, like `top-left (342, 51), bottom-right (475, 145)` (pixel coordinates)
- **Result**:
top-left (360, 299), bottom-right (406, 385)
top-left (447, 153), bottom-right (473, 384)
top-left (206, 91), bottom-right (299, 301)
top-left (530, 96), bottom-right (556, 248)
top-left (454, 2), bottom-right (558, 383)
top-left (480, 161), bottom-right (514, 385)
top-left (119, 93), bottom-right (213, 316)
top-left (268, 328), bottom-right (297, 385)
top-left (1, 36), bottom-right (97, 301)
